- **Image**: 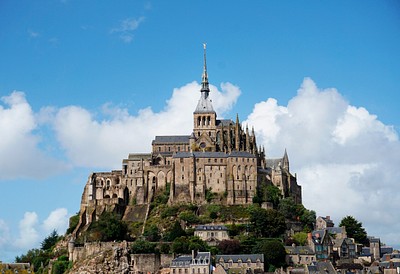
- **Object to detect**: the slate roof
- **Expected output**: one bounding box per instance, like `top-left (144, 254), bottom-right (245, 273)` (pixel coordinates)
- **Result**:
top-left (152, 135), bottom-right (190, 144)
top-left (170, 252), bottom-right (211, 267)
top-left (306, 261), bottom-right (336, 274)
top-left (285, 246), bottom-right (315, 255)
top-left (327, 227), bottom-right (344, 235)
top-left (195, 225), bottom-right (228, 231)
top-left (194, 94), bottom-right (215, 113)
top-left (172, 151), bottom-right (256, 159)
top-left (170, 255), bottom-right (192, 267)
top-left (265, 158), bottom-right (283, 168)
top-left (216, 254), bottom-right (264, 263)
top-left (216, 119), bottom-right (234, 127)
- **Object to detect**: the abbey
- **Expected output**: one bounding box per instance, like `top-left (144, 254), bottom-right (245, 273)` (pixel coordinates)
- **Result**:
top-left (75, 47), bottom-right (301, 234)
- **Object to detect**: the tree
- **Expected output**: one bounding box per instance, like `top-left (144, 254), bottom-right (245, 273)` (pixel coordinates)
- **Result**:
top-left (130, 239), bottom-right (158, 254)
top-left (88, 212), bottom-right (128, 241)
top-left (143, 224), bottom-right (161, 242)
top-left (217, 239), bottom-right (241, 254)
top-left (339, 216), bottom-right (368, 245)
top-left (278, 197), bottom-right (298, 220)
top-left (249, 207), bottom-right (286, 238)
top-left (40, 230), bottom-right (60, 251)
top-left (292, 232), bottom-right (308, 246)
top-left (253, 239), bottom-right (286, 272)
top-left (171, 236), bottom-right (208, 254)
top-left (163, 220), bottom-right (186, 241)
top-left (66, 213), bottom-right (80, 234)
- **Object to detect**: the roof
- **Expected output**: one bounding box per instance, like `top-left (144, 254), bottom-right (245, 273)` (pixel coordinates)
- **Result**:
top-left (265, 158), bottom-right (283, 168)
top-left (216, 254), bottom-right (264, 263)
top-left (194, 94), bottom-right (215, 113)
top-left (171, 255), bottom-right (192, 267)
top-left (307, 261), bottom-right (336, 274)
top-left (173, 151), bottom-right (256, 159)
top-left (327, 227), bottom-right (344, 234)
top-left (285, 246), bottom-right (315, 255)
top-left (152, 135), bottom-right (191, 144)
top-left (195, 225), bottom-right (228, 231)
top-left (216, 119), bottom-right (234, 127)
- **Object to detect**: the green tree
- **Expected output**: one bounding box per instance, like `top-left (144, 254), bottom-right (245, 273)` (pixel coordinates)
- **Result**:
top-left (41, 230), bottom-right (60, 251)
top-left (298, 206), bottom-right (316, 232)
top-left (292, 232), bottom-right (308, 246)
top-left (339, 216), bottom-right (368, 245)
top-left (51, 255), bottom-right (70, 274)
top-left (66, 213), bottom-right (80, 234)
top-left (278, 197), bottom-right (298, 220)
top-left (130, 239), bottom-right (158, 254)
top-left (88, 212), bottom-right (128, 242)
top-left (163, 220), bottom-right (186, 241)
top-left (143, 224), bottom-right (161, 242)
top-left (171, 236), bottom-right (208, 254)
top-left (249, 207), bottom-right (286, 238)
top-left (179, 211), bottom-right (199, 225)
top-left (253, 239), bottom-right (286, 272)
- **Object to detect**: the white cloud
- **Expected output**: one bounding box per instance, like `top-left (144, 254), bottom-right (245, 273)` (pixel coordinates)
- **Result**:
top-left (111, 17), bottom-right (145, 43)
top-left (52, 81), bottom-right (240, 169)
top-left (0, 92), bottom-right (66, 180)
top-left (42, 208), bottom-right (69, 234)
top-left (245, 77), bottom-right (400, 246)
top-left (14, 212), bottom-right (39, 249)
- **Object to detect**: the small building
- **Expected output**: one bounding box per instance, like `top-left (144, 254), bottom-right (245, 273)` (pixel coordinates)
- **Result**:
top-left (285, 245), bottom-right (316, 266)
top-left (315, 216), bottom-right (334, 230)
top-left (215, 254), bottom-right (264, 273)
top-left (170, 251), bottom-right (211, 274)
top-left (194, 225), bottom-right (230, 246)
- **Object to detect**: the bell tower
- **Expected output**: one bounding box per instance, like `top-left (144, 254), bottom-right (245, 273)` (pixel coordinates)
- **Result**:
top-left (193, 44), bottom-right (217, 140)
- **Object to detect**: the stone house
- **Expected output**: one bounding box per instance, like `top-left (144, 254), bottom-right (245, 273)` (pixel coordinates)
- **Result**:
top-left (315, 216), bottom-right (334, 230)
top-left (170, 251), bottom-right (211, 274)
top-left (215, 254), bottom-right (264, 273)
top-left (285, 245), bottom-right (316, 266)
top-left (194, 225), bottom-right (230, 246)
top-left (308, 230), bottom-right (333, 261)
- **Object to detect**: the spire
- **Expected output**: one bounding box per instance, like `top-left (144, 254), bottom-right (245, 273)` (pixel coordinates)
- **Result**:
top-left (201, 43), bottom-right (209, 94)
top-left (283, 148), bottom-right (289, 171)
top-left (194, 44), bottom-right (214, 113)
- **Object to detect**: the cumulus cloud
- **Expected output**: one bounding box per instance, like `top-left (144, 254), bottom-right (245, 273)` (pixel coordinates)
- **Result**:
top-left (42, 208), bottom-right (69, 234)
top-left (111, 17), bottom-right (145, 43)
top-left (245, 77), bottom-right (400, 245)
top-left (0, 208), bottom-right (70, 261)
top-left (0, 92), bottom-right (66, 180)
top-left (14, 212), bottom-right (39, 249)
top-left (52, 81), bottom-right (240, 169)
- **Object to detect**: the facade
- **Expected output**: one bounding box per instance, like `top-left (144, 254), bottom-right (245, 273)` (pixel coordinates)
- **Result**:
top-left (215, 254), bottom-right (264, 273)
top-left (194, 225), bottom-right (230, 246)
top-left (170, 251), bottom-right (211, 274)
top-left (315, 216), bottom-right (334, 230)
top-left (73, 47), bottom-right (302, 236)
top-left (285, 245), bottom-right (316, 266)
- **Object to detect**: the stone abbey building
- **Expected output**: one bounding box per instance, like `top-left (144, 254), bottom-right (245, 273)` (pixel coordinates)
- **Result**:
top-left (74, 47), bottom-right (302, 235)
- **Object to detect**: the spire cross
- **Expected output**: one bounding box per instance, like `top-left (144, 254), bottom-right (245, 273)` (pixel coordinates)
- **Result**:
top-left (201, 43), bottom-right (209, 93)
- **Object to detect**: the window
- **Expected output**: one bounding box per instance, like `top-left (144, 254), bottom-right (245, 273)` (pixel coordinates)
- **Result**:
top-left (168, 147), bottom-right (171, 152)
top-left (182, 175), bottom-right (184, 180)
top-left (178, 146), bottom-right (181, 152)
top-left (180, 158), bottom-right (183, 163)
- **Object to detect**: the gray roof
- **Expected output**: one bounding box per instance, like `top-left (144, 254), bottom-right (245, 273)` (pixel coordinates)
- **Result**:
top-left (216, 254), bottom-right (264, 263)
top-left (171, 252), bottom-right (211, 267)
top-left (171, 255), bottom-right (192, 267)
top-left (285, 246), bottom-right (315, 255)
top-left (216, 119), bottom-right (234, 127)
top-left (194, 93), bottom-right (215, 113)
top-left (173, 151), bottom-right (256, 159)
top-left (195, 225), bottom-right (228, 231)
top-left (327, 227), bottom-right (343, 234)
top-left (152, 135), bottom-right (190, 144)
top-left (307, 262), bottom-right (336, 274)
top-left (265, 158), bottom-right (283, 168)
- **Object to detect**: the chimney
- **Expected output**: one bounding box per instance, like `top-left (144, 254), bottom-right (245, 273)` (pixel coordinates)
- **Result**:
top-left (192, 250), bottom-right (198, 260)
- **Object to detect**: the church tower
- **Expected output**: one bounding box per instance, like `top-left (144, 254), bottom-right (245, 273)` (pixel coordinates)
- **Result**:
top-left (193, 44), bottom-right (217, 147)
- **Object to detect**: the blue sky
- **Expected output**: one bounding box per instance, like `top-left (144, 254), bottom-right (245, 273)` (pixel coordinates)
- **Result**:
top-left (1, 0), bottom-right (399, 262)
